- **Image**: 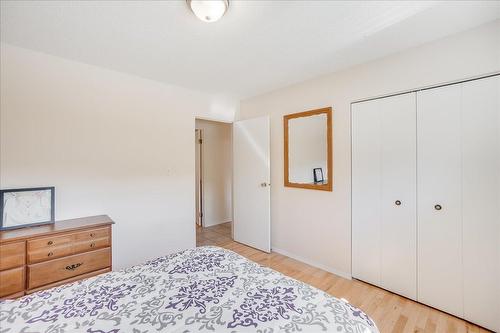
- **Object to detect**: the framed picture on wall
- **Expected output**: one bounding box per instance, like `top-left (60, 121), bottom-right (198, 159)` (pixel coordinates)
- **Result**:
top-left (0, 187), bottom-right (55, 230)
top-left (313, 168), bottom-right (324, 183)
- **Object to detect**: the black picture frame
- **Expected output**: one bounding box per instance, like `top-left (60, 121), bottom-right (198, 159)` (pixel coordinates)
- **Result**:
top-left (313, 168), bottom-right (324, 183)
top-left (0, 187), bottom-right (55, 231)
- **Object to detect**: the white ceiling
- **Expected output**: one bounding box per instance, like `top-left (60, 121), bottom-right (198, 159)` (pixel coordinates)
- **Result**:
top-left (1, 1), bottom-right (499, 99)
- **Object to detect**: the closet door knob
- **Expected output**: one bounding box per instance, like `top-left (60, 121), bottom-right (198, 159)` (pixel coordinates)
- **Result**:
top-left (434, 204), bottom-right (442, 211)
top-left (395, 200), bottom-right (402, 206)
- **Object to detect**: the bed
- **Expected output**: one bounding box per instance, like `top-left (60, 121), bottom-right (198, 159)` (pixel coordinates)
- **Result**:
top-left (0, 246), bottom-right (378, 332)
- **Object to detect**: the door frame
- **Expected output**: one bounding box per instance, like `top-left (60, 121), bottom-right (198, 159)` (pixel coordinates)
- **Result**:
top-left (195, 129), bottom-right (204, 227)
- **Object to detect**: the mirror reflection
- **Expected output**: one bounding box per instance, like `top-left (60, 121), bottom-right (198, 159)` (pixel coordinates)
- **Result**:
top-left (289, 114), bottom-right (327, 184)
top-left (284, 107), bottom-right (332, 191)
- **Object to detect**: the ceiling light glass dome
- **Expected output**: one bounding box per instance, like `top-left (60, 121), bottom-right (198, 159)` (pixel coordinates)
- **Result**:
top-left (187, 0), bottom-right (229, 23)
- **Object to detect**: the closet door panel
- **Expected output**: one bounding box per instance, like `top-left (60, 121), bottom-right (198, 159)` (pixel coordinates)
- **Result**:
top-left (417, 85), bottom-right (463, 317)
top-left (352, 101), bottom-right (382, 285)
top-left (462, 76), bottom-right (500, 332)
top-left (379, 94), bottom-right (417, 300)
top-left (352, 93), bottom-right (416, 299)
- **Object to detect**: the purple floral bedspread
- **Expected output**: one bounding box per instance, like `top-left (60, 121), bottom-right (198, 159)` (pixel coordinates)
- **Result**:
top-left (0, 246), bottom-right (378, 332)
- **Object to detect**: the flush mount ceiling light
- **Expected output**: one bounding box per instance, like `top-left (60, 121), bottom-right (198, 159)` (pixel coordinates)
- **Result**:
top-left (187, 0), bottom-right (229, 23)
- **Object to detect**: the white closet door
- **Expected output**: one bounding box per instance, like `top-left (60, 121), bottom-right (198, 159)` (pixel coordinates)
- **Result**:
top-left (461, 76), bottom-right (500, 332)
top-left (352, 93), bottom-right (416, 299)
top-left (378, 94), bottom-right (417, 300)
top-left (417, 85), bottom-right (463, 317)
top-left (352, 100), bottom-right (382, 285)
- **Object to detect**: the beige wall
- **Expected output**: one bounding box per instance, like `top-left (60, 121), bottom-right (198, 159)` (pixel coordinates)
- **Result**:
top-left (0, 43), bottom-right (237, 269)
top-left (195, 119), bottom-right (232, 227)
top-left (238, 20), bottom-right (500, 278)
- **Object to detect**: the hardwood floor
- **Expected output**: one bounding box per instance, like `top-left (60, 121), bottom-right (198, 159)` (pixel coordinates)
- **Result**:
top-left (196, 222), bottom-right (491, 333)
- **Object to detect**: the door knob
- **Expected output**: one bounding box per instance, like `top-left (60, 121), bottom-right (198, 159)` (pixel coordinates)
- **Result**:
top-left (434, 204), bottom-right (442, 211)
top-left (395, 200), bottom-right (402, 206)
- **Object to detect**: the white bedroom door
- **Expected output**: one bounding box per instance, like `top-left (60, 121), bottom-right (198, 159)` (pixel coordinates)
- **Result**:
top-left (233, 116), bottom-right (271, 252)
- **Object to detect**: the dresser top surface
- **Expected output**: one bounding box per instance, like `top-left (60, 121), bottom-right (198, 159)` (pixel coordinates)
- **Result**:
top-left (0, 215), bottom-right (114, 244)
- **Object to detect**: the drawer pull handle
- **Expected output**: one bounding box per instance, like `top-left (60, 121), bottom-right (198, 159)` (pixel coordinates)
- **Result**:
top-left (434, 204), bottom-right (442, 211)
top-left (65, 263), bottom-right (83, 271)
top-left (90, 233), bottom-right (95, 237)
top-left (90, 243), bottom-right (95, 248)
top-left (47, 252), bottom-right (53, 257)
top-left (47, 241), bottom-right (53, 245)
top-left (395, 200), bottom-right (402, 206)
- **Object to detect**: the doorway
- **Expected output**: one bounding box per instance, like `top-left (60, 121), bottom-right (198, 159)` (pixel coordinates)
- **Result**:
top-left (195, 119), bottom-right (233, 246)
top-left (195, 116), bottom-right (271, 252)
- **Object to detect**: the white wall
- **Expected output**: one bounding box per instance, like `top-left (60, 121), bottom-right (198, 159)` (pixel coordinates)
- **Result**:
top-left (238, 20), bottom-right (500, 278)
top-left (0, 43), bottom-right (237, 269)
top-left (195, 119), bottom-right (232, 227)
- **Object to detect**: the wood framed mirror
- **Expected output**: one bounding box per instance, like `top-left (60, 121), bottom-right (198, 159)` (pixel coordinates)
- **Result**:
top-left (284, 107), bottom-right (333, 191)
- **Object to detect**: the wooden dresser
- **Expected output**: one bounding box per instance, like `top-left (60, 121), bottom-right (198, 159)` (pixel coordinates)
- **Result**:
top-left (0, 215), bottom-right (113, 299)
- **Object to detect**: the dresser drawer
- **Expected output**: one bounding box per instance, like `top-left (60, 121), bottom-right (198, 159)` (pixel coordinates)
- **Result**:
top-left (28, 233), bottom-right (73, 252)
top-left (0, 267), bottom-right (25, 297)
top-left (27, 247), bottom-right (111, 289)
top-left (0, 241), bottom-right (25, 270)
top-left (73, 227), bottom-right (110, 242)
top-left (28, 244), bottom-right (73, 264)
top-left (27, 268), bottom-right (111, 294)
top-left (26, 227), bottom-right (111, 263)
top-left (73, 236), bottom-right (110, 254)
